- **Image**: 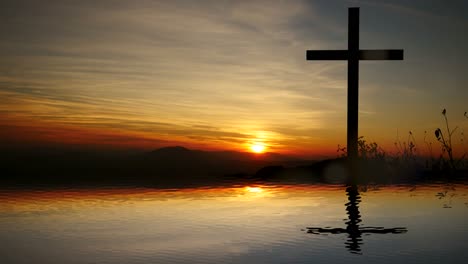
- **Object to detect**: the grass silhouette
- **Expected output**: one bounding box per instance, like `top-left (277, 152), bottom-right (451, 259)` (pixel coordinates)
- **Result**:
top-left (338, 109), bottom-right (467, 174)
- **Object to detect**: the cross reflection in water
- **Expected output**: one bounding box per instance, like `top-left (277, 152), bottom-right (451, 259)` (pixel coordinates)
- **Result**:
top-left (306, 185), bottom-right (408, 254)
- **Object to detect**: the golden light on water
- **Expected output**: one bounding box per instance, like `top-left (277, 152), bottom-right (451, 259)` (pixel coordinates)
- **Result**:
top-left (245, 186), bottom-right (263, 193)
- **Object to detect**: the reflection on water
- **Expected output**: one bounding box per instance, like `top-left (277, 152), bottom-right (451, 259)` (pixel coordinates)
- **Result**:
top-left (306, 185), bottom-right (408, 254)
top-left (0, 183), bottom-right (467, 264)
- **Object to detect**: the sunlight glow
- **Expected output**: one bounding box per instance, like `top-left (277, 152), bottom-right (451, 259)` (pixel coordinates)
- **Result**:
top-left (245, 186), bottom-right (263, 193)
top-left (250, 143), bottom-right (266, 153)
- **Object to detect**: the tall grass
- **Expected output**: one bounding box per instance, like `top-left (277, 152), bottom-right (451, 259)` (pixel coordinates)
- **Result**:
top-left (338, 109), bottom-right (467, 173)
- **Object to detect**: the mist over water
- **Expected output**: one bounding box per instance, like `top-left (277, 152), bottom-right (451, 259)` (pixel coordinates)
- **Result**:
top-left (1, 182), bottom-right (467, 264)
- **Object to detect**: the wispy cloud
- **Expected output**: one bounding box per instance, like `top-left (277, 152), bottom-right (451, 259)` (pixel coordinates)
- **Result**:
top-left (1, 0), bottom-right (466, 156)
top-left (0, 0), bottom-right (346, 153)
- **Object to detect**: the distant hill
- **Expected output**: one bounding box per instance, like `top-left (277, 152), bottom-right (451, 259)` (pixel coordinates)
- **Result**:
top-left (2, 146), bottom-right (466, 188)
top-left (145, 146), bottom-right (298, 162)
top-left (0, 146), bottom-right (313, 188)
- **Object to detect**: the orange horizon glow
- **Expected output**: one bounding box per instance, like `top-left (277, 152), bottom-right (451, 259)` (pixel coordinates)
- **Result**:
top-left (0, 114), bottom-right (340, 158)
top-left (0, 114), bottom-right (465, 159)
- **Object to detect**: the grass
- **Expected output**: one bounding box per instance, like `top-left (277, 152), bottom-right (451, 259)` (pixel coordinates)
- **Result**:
top-left (337, 109), bottom-right (468, 174)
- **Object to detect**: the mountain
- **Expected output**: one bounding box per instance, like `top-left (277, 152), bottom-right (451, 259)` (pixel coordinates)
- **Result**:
top-left (145, 146), bottom-right (296, 162)
top-left (137, 146), bottom-right (306, 179)
top-left (0, 146), bottom-right (311, 188)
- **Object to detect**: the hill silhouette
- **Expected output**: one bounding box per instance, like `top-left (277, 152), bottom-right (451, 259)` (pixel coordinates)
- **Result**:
top-left (4, 146), bottom-right (463, 189)
top-left (0, 146), bottom-right (312, 188)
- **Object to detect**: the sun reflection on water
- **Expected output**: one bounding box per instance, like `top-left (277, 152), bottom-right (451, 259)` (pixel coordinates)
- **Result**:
top-left (245, 186), bottom-right (263, 193)
top-left (0, 184), bottom-right (467, 264)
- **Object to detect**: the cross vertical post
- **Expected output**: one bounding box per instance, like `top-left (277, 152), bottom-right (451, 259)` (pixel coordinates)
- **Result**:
top-left (348, 7), bottom-right (359, 162)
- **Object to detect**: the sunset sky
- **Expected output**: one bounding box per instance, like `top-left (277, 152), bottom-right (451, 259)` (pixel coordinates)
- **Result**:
top-left (1, 0), bottom-right (467, 157)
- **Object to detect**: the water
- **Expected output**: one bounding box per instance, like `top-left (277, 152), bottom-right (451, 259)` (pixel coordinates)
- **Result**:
top-left (1, 183), bottom-right (467, 263)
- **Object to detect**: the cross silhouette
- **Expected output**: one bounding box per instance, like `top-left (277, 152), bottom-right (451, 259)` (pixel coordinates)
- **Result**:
top-left (305, 185), bottom-right (408, 254)
top-left (306, 7), bottom-right (404, 161)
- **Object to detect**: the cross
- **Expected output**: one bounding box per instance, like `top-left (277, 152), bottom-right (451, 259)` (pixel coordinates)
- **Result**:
top-left (306, 7), bottom-right (404, 162)
top-left (305, 185), bottom-right (408, 254)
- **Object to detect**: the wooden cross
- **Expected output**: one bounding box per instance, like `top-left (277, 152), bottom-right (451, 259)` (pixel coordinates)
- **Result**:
top-left (305, 185), bottom-right (407, 254)
top-left (306, 7), bottom-right (404, 161)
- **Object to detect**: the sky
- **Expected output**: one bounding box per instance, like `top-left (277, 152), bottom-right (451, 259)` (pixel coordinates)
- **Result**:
top-left (0, 0), bottom-right (467, 157)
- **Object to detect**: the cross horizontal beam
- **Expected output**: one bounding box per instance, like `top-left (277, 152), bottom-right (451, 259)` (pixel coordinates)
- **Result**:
top-left (306, 49), bottom-right (403, 60)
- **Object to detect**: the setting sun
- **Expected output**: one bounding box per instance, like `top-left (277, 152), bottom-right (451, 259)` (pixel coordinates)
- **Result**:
top-left (250, 143), bottom-right (266, 153)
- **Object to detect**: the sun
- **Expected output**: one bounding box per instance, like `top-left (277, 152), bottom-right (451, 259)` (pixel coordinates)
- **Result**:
top-left (250, 143), bottom-right (266, 154)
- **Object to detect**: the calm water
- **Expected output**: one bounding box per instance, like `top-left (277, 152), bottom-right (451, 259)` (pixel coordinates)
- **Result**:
top-left (1, 183), bottom-right (467, 263)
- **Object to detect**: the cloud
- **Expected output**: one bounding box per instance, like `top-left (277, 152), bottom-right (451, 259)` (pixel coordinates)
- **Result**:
top-left (2, 0), bottom-right (464, 155)
top-left (0, 0), bottom-right (348, 151)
